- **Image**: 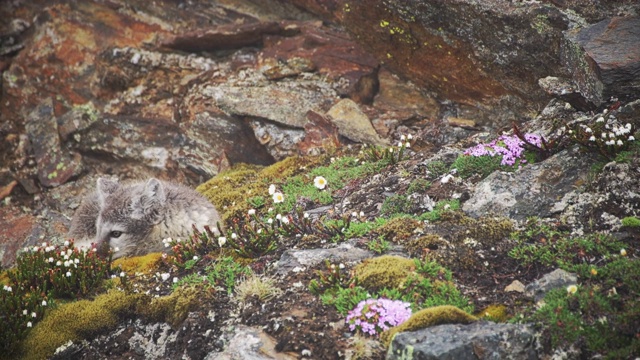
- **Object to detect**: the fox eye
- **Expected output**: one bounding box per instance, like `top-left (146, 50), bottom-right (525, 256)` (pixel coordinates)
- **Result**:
top-left (110, 231), bottom-right (123, 238)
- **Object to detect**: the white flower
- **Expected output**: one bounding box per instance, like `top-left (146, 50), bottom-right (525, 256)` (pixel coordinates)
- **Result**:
top-left (351, 212), bottom-right (358, 217)
top-left (609, 132), bottom-right (616, 138)
top-left (23, 309), bottom-right (27, 315)
top-left (589, 136), bottom-right (596, 141)
top-left (63, 255), bottom-right (69, 260)
top-left (268, 184), bottom-right (276, 195)
top-left (231, 232), bottom-right (237, 239)
top-left (31, 312), bottom-right (37, 318)
top-left (359, 211), bottom-right (365, 217)
top-left (160, 273), bottom-right (170, 281)
top-left (92, 248), bottom-right (97, 252)
top-left (405, 142), bottom-right (411, 148)
top-left (268, 207), bottom-right (274, 213)
top-left (193, 256), bottom-right (199, 261)
top-left (27, 322), bottom-right (32, 328)
top-left (248, 209), bottom-right (256, 216)
top-left (218, 236), bottom-right (227, 247)
top-left (257, 228), bottom-right (263, 234)
top-left (303, 212), bottom-right (309, 218)
top-left (339, 263), bottom-right (345, 269)
top-left (400, 135), bottom-right (406, 141)
top-left (48, 257), bottom-right (54, 263)
top-left (407, 134), bottom-right (413, 140)
top-left (56, 261), bottom-right (62, 266)
top-left (585, 127), bottom-right (592, 133)
top-left (601, 132), bottom-right (607, 139)
top-left (41, 242), bottom-right (47, 248)
top-left (616, 140), bottom-right (623, 146)
top-left (441, 174), bottom-right (454, 184)
top-left (272, 192), bottom-right (284, 203)
top-left (3, 285), bottom-right (11, 292)
top-left (629, 136), bottom-right (635, 141)
top-left (32, 246), bottom-right (39, 252)
top-left (64, 240), bottom-right (70, 246)
top-left (114, 247), bottom-right (120, 252)
top-left (282, 217), bottom-right (290, 224)
top-left (267, 218), bottom-right (273, 224)
top-left (120, 272), bottom-right (126, 278)
top-left (64, 260), bottom-right (70, 267)
top-left (173, 277), bottom-right (179, 284)
top-left (397, 141), bottom-right (403, 147)
top-left (620, 249), bottom-right (627, 256)
top-left (567, 284), bottom-right (578, 294)
top-left (313, 176), bottom-right (328, 190)
top-left (42, 300), bottom-right (47, 306)
top-left (66, 249), bottom-right (72, 256)
top-left (66, 271), bottom-right (71, 277)
top-left (276, 214), bottom-right (282, 220)
top-left (388, 148), bottom-right (394, 153)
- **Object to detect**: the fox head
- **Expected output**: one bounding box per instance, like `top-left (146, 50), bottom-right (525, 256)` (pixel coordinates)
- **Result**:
top-left (95, 178), bottom-right (166, 256)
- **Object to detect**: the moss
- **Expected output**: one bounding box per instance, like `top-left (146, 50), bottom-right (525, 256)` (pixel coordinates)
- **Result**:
top-left (0, 270), bottom-right (9, 286)
top-left (381, 305), bottom-right (477, 347)
top-left (20, 290), bottom-right (144, 360)
top-left (353, 256), bottom-right (416, 291)
top-left (406, 234), bottom-right (448, 257)
top-left (197, 156), bottom-right (323, 221)
top-left (621, 216), bottom-right (640, 228)
top-left (139, 286), bottom-right (200, 327)
top-left (112, 252), bottom-right (163, 274)
top-left (476, 304), bottom-right (510, 322)
top-left (376, 217), bottom-right (422, 243)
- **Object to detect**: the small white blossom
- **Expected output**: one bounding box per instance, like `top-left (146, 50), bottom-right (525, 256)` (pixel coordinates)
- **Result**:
top-left (27, 322), bottom-right (32, 328)
top-left (63, 255), bottom-right (69, 260)
top-left (64, 240), bottom-right (70, 246)
top-left (276, 214), bottom-right (282, 220)
top-left (114, 247), bottom-right (120, 252)
top-left (589, 136), bottom-right (596, 141)
top-left (160, 273), bottom-right (170, 281)
top-left (64, 260), bottom-right (70, 267)
top-left (313, 176), bottom-right (328, 190)
top-left (173, 277), bottom-right (179, 284)
top-left (620, 249), bottom-right (627, 256)
top-left (585, 127), bottom-right (592, 133)
top-left (23, 309), bottom-right (27, 315)
top-left (567, 285), bottom-right (578, 294)
top-left (56, 261), bottom-right (62, 266)
top-left (351, 212), bottom-right (358, 217)
top-left (601, 132), bottom-right (607, 139)
top-left (616, 140), bottom-right (624, 146)
top-left (218, 236), bottom-right (227, 247)
top-left (31, 312), bottom-right (37, 318)
top-left (267, 218), bottom-right (273, 224)
top-left (257, 229), bottom-right (263, 234)
top-left (303, 212), bottom-right (309, 218)
top-left (193, 256), bottom-right (199, 261)
top-left (42, 300), bottom-right (47, 306)
top-left (66, 249), bottom-right (72, 256)
top-left (231, 232), bottom-right (237, 239)
top-left (441, 174), bottom-right (454, 184)
top-left (272, 192), bottom-right (284, 203)
top-left (339, 263), bottom-right (345, 269)
top-left (248, 209), bottom-right (256, 216)
top-left (405, 142), bottom-right (411, 148)
top-left (400, 135), bottom-right (406, 141)
top-left (388, 147), bottom-right (394, 153)
top-left (32, 246), bottom-right (39, 252)
top-left (397, 141), bottom-right (403, 147)
top-left (41, 242), bottom-right (47, 248)
top-left (407, 134), bottom-right (413, 140)
top-left (268, 207), bottom-right (273, 213)
top-left (48, 257), bottom-right (54, 263)
top-left (268, 184), bottom-right (276, 195)
top-left (66, 271), bottom-right (71, 277)
top-left (609, 132), bottom-right (616, 138)
top-left (629, 136), bottom-right (635, 141)
top-left (359, 211), bottom-right (365, 217)
top-left (282, 217), bottom-right (290, 224)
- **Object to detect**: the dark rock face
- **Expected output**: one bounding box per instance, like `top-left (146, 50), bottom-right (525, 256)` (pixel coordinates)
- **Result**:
top-left (563, 16), bottom-right (640, 107)
top-left (387, 321), bottom-right (538, 360)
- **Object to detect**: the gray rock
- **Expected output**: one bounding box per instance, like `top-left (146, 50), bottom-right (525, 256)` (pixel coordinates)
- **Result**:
top-left (525, 268), bottom-right (577, 302)
top-left (276, 241), bottom-right (373, 275)
top-left (326, 99), bottom-right (388, 146)
top-left (386, 321), bottom-right (538, 360)
top-left (206, 325), bottom-right (296, 360)
top-left (462, 148), bottom-right (594, 221)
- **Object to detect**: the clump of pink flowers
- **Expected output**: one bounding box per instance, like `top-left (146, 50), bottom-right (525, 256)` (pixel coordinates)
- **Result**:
top-left (346, 298), bottom-right (412, 336)
top-left (464, 133), bottom-right (543, 166)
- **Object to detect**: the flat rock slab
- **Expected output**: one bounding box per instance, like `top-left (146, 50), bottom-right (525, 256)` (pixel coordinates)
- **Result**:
top-left (387, 321), bottom-right (538, 360)
top-left (525, 268), bottom-right (577, 302)
top-left (276, 242), bottom-right (373, 275)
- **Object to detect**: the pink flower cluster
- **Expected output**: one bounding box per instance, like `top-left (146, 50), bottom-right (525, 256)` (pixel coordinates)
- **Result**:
top-left (463, 133), bottom-right (542, 166)
top-left (346, 298), bottom-right (412, 336)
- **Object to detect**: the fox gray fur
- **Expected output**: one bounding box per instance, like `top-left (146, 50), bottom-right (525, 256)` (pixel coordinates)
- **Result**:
top-left (68, 177), bottom-right (221, 258)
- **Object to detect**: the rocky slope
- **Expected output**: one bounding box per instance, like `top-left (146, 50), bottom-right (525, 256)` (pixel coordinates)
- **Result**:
top-left (0, 0), bottom-right (639, 359)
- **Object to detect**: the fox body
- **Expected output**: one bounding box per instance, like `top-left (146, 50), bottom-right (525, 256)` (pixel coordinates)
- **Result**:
top-left (68, 178), bottom-right (221, 258)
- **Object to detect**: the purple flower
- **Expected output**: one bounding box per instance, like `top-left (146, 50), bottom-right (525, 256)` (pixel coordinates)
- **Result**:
top-left (464, 133), bottom-right (542, 166)
top-left (345, 298), bottom-right (412, 336)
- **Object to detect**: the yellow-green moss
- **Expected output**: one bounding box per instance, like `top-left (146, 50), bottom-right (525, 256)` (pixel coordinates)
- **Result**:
top-left (197, 156), bottom-right (324, 221)
top-left (381, 305), bottom-right (478, 347)
top-left (139, 286), bottom-right (200, 327)
top-left (353, 255), bottom-right (416, 291)
top-left (475, 304), bottom-right (510, 322)
top-left (113, 252), bottom-right (163, 274)
top-left (21, 290), bottom-right (144, 360)
top-left (0, 270), bottom-right (9, 286)
top-left (376, 217), bottom-right (422, 243)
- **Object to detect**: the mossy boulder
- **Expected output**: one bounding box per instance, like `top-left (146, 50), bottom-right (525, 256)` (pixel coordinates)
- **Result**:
top-left (20, 290), bottom-right (144, 360)
top-left (113, 252), bottom-right (163, 274)
top-left (353, 255), bottom-right (417, 291)
top-left (375, 217), bottom-right (423, 243)
top-left (476, 304), bottom-right (510, 322)
top-left (139, 286), bottom-right (201, 327)
top-left (381, 305), bottom-right (477, 347)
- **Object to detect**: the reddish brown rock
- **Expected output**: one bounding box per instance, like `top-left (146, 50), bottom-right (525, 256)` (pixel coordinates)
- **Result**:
top-left (0, 207), bottom-right (36, 268)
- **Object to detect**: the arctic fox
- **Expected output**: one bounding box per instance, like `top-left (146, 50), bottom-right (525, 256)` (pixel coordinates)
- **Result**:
top-left (68, 177), bottom-right (221, 258)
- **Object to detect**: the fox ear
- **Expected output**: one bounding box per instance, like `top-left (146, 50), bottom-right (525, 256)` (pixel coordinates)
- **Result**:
top-left (96, 178), bottom-right (119, 207)
top-left (131, 178), bottom-right (165, 223)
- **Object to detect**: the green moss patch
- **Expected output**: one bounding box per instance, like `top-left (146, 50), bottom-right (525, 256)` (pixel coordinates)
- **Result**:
top-left (353, 256), bottom-right (417, 291)
top-left (381, 305), bottom-right (477, 347)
